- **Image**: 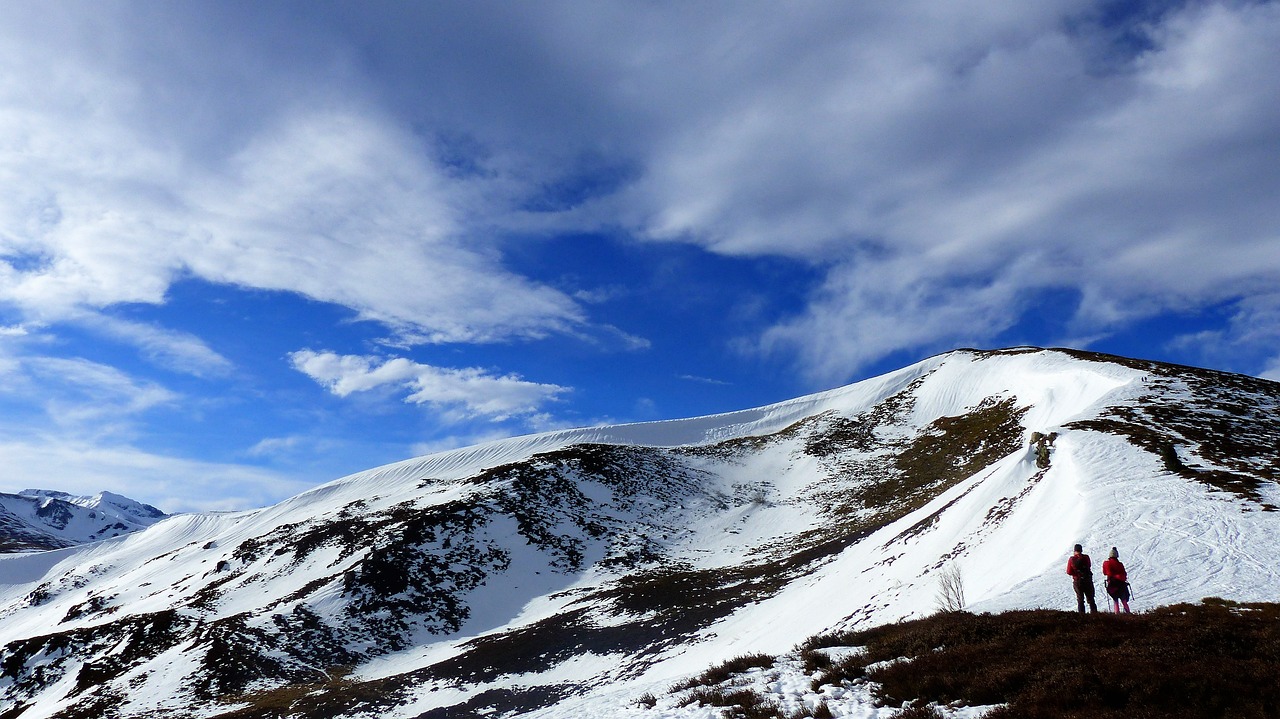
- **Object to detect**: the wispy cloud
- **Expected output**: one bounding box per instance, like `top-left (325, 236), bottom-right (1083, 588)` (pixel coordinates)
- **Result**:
top-left (246, 436), bottom-right (306, 459)
top-left (679, 374), bottom-right (731, 386)
top-left (289, 350), bottom-right (568, 422)
top-left (0, 351), bottom-right (179, 436)
top-left (0, 435), bottom-right (309, 513)
top-left (1169, 293), bottom-right (1280, 379)
top-left (87, 315), bottom-right (234, 378)
top-left (1261, 362), bottom-right (1280, 383)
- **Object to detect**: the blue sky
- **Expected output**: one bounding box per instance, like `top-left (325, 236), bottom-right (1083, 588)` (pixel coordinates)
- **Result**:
top-left (1, 1), bottom-right (1278, 512)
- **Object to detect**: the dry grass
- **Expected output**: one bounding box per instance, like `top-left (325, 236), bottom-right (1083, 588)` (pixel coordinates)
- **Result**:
top-left (671, 653), bottom-right (778, 692)
top-left (679, 686), bottom-right (780, 717)
top-left (805, 599), bottom-right (1280, 718)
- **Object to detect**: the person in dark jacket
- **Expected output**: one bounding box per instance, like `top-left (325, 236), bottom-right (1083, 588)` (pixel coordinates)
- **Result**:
top-left (1066, 543), bottom-right (1097, 613)
top-left (1102, 546), bottom-right (1131, 613)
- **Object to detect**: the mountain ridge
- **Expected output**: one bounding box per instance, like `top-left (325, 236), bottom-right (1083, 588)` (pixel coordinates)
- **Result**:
top-left (0, 347), bottom-right (1277, 718)
top-left (0, 489), bottom-right (167, 553)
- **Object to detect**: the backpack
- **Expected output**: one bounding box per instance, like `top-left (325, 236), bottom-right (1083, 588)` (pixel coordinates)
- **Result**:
top-left (1071, 555), bottom-right (1092, 578)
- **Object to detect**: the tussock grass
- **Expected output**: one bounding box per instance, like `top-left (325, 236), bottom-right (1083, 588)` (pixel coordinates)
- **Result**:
top-left (805, 599), bottom-right (1280, 718)
top-left (671, 652), bottom-right (777, 692)
top-left (679, 686), bottom-right (779, 717)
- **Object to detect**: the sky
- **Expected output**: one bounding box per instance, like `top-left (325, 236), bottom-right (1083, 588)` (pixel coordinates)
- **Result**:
top-left (1, 0), bottom-right (1278, 513)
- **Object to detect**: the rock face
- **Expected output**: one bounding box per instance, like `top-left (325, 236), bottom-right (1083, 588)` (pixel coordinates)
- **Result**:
top-left (0, 489), bottom-right (167, 552)
top-left (0, 347), bottom-right (1277, 718)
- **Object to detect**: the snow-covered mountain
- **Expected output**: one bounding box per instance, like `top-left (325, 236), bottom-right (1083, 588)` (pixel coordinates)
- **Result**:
top-left (0, 347), bottom-right (1276, 718)
top-left (0, 489), bottom-right (167, 552)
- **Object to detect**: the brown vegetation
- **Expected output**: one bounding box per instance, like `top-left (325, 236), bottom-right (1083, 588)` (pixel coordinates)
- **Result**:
top-left (803, 599), bottom-right (1280, 718)
top-left (670, 600), bottom-right (1280, 718)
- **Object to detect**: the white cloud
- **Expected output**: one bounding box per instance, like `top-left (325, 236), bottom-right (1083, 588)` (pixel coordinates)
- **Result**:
top-left (289, 350), bottom-right (568, 422)
top-left (1261, 361), bottom-right (1280, 383)
top-left (0, 12), bottom-right (584, 362)
top-left (679, 374), bottom-right (731, 386)
top-left (0, 352), bottom-right (179, 436)
top-left (87, 315), bottom-right (233, 378)
top-left (761, 251), bottom-right (1046, 381)
top-left (29, 356), bottom-right (177, 409)
top-left (4, 0), bottom-right (1279, 385)
top-left (182, 110), bottom-right (584, 343)
top-left (245, 1), bottom-right (1279, 381)
top-left (1169, 293), bottom-right (1280, 378)
top-left (0, 436), bottom-right (310, 513)
top-left (0, 98), bottom-right (583, 342)
top-left (246, 436), bottom-right (305, 458)
top-left (0, 334), bottom-right (308, 512)
top-left (596, 1), bottom-right (1280, 378)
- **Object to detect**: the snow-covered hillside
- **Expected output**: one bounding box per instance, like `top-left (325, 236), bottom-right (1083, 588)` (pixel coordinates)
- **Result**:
top-left (0, 489), bottom-right (167, 552)
top-left (0, 347), bottom-right (1276, 719)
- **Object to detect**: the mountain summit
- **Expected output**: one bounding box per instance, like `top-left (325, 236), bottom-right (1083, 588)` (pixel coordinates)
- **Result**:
top-left (0, 347), bottom-right (1276, 718)
top-left (0, 489), bottom-right (167, 553)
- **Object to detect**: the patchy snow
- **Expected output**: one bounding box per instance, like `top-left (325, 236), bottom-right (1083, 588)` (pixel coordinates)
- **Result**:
top-left (529, 652), bottom-right (1002, 719)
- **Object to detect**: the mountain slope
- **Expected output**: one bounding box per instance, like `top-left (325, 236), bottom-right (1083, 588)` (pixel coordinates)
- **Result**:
top-left (0, 347), bottom-right (1276, 718)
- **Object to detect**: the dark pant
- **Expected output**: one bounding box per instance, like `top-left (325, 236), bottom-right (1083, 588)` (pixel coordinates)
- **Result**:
top-left (1074, 577), bottom-right (1097, 613)
top-left (1106, 578), bottom-right (1130, 601)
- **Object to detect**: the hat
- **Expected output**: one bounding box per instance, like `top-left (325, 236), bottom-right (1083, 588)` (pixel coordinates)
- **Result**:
top-left (1073, 544), bottom-right (1082, 553)
top-left (1109, 547), bottom-right (1119, 559)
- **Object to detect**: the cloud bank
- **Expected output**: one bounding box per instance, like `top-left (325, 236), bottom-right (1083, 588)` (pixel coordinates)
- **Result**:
top-left (5, 1), bottom-right (1277, 385)
top-left (0, 7), bottom-right (582, 351)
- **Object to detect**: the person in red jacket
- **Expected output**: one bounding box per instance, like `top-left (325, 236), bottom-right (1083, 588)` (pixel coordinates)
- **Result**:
top-left (1066, 543), bottom-right (1097, 613)
top-left (1102, 546), bottom-right (1131, 613)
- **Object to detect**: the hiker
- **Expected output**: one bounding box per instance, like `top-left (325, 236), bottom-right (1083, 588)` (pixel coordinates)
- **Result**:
top-left (1102, 546), bottom-right (1131, 614)
top-left (1066, 544), bottom-right (1097, 613)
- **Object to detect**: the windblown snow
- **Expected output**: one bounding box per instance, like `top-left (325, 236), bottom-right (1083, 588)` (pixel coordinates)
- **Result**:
top-left (0, 348), bottom-right (1276, 719)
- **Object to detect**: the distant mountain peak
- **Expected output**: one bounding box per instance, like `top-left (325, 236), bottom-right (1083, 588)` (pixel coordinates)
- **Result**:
top-left (0, 489), bottom-right (168, 553)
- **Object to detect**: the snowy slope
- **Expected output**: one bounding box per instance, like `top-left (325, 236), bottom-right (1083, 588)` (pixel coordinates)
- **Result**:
top-left (0, 347), bottom-right (1276, 719)
top-left (0, 489), bottom-right (167, 552)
